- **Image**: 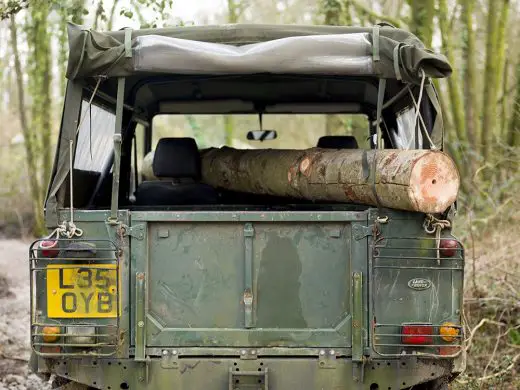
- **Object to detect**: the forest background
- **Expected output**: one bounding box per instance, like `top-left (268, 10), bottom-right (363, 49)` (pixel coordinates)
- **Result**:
top-left (0, 0), bottom-right (519, 388)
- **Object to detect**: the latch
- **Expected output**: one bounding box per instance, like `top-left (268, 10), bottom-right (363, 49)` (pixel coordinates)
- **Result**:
top-left (229, 367), bottom-right (268, 390)
top-left (123, 224), bottom-right (145, 240)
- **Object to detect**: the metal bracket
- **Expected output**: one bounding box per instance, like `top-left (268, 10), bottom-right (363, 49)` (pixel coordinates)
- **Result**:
top-left (353, 224), bottom-right (372, 241)
top-left (124, 224), bottom-right (145, 240)
top-left (136, 358), bottom-right (150, 385)
top-left (239, 349), bottom-right (258, 360)
top-left (318, 350), bottom-right (338, 369)
top-left (160, 350), bottom-right (179, 369)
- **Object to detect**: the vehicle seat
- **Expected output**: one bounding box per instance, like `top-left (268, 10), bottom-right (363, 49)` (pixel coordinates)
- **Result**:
top-left (317, 135), bottom-right (359, 149)
top-left (135, 138), bottom-right (218, 206)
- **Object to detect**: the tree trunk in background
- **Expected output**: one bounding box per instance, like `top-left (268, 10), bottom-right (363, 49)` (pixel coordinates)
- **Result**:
top-left (481, 0), bottom-right (502, 161)
top-left (320, 0), bottom-right (344, 136)
top-left (10, 16), bottom-right (45, 234)
top-left (508, 59), bottom-right (520, 147)
top-left (349, 0), bottom-right (403, 27)
top-left (407, 0), bottom-right (435, 47)
top-left (460, 0), bottom-right (478, 152)
top-left (223, 0), bottom-right (244, 145)
top-left (200, 147), bottom-right (460, 214)
top-left (27, 1), bottom-right (53, 194)
top-left (438, 0), bottom-right (467, 154)
top-left (495, 1), bottom-right (511, 139)
top-left (108, 0), bottom-right (121, 30)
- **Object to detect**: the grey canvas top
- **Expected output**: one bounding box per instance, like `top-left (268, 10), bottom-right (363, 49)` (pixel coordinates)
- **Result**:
top-left (66, 23), bottom-right (451, 84)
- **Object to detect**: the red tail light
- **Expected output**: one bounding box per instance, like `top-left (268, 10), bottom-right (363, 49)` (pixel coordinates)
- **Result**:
top-left (402, 324), bottom-right (433, 344)
top-left (439, 239), bottom-right (459, 257)
top-left (38, 240), bottom-right (59, 258)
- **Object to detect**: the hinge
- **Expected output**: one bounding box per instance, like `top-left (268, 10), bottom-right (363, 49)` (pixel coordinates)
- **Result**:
top-left (123, 224), bottom-right (145, 240)
top-left (352, 224), bottom-right (372, 241)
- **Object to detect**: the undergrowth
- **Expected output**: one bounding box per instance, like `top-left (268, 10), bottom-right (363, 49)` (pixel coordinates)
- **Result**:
top-left (451, 146), bottom-right (520, 389)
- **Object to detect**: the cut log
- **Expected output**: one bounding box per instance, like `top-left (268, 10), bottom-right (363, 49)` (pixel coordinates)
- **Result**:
top-left (199, 147), bottom-right (460, 213)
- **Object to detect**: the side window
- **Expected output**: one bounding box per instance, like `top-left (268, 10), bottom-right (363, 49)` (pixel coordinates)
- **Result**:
top-left (74, 100), bottom-right (116, 172)
top-left (130, 124), bottom-right (145, 201)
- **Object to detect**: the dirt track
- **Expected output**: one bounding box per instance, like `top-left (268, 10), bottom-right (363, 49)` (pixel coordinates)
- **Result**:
top-left (0, 240), bottom-right (50, 389)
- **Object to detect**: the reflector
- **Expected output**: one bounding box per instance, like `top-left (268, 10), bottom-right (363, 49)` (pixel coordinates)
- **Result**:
top-left (38, 240), bottom-right (59, 258)
top-left (439, 239), bottom-right (459, 257)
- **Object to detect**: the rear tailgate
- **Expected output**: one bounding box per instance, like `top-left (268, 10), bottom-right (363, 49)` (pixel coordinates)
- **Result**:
top-left (130, 210), bottom-right (369, 349)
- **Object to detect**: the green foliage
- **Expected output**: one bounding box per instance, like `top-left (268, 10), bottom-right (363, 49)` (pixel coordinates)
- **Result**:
top-left (0, 0), bottom-right (28, 20)
top-left (509, 328), bottom-right (520, 345)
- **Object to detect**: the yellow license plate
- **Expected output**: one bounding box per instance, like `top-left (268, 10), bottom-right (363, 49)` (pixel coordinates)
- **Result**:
top-left (46, 264), bottom-right (119, 318)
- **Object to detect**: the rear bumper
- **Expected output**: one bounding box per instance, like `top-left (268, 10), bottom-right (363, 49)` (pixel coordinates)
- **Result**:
top-left (33, 354), bottom-right (462, 390)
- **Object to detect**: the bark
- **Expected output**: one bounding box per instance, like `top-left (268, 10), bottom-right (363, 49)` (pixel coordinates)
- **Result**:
top-left (408, 0), bottom-right (435, 47)
top-left (438, 0), bottom-right (467, 146)
top-left (321, 0), bottom-right (344, 136)
top-left (349, 0), bottom-right (403, 27)
top-left (28, 1), bottom-right (53, 192)
top-left (480, 0), bottom-right (502, 160)
top-left (507, 59), bottom-right (520, 147)
top-left (108, 0), bottom-right (121, 30)
top-left (460, 0), bottom-right (478, 150)
top-left (9, 15), bottom-right (44, 234)
top-left (223, 0), bottom-right (242, 144)
top-left (200, 147), bottom-right (460, 214)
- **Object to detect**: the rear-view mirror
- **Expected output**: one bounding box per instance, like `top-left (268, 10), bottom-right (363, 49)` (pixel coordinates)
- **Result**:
top-left (246, 130), bottom-right (277, 141)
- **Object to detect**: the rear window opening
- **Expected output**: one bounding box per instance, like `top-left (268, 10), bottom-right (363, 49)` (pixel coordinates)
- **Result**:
top-left (127, 113), bottom-right (371, 211)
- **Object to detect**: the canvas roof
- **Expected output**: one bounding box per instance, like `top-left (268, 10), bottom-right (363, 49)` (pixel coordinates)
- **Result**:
top-left (66, 23), bottom-right (451, 84)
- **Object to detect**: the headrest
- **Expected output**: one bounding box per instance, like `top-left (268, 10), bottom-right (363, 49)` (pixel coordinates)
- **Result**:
top-left (153, 138), bottom-right (201, 179)
top-left (317, 135), bottom-right (359, 149)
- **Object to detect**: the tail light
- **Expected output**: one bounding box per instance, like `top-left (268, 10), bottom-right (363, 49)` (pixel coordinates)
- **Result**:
top-left (439, 322), bottom-right (460, 342)
top-left (38, 239), bottom-right (59, 258)
top-left (42, 326), bottom-right (61, 342)
top-left (402, 324), bottom-right (433, 344)
top-left (439, 239), bottom-right (459, 257)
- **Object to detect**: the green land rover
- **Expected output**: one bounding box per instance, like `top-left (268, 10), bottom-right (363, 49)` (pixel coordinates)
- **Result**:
top-left (29, 23), bottom-right (465, 390)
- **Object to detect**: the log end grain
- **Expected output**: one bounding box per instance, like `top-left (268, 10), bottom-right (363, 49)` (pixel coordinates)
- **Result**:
top-left (408, 151), bottom-right (460, 213)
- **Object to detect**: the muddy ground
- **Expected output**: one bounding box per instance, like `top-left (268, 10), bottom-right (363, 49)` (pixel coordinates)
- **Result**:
top-left (0, 240), bottom-right (50, 390)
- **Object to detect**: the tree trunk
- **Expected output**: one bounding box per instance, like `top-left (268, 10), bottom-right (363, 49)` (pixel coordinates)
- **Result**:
top-left (438, 0), bottom-right (467, 147)
top-left (10, 15), bottom-right (45, 234)
top-left (480, 0), bottom-right (502, 161)
top-left (321, 0), bottom-right (345, 136)
top-left (460, 0), bottom-right (478, 151)
top-left (350, 0), bottom-right (403, 27)
top-left (408, 0), bottom-right (435, 47)
top-left (200, 147), bottom-right (460, 214)
top-left (108, 0), bottom-right (121, 30)
top-left (507, 59), bottom-right (520, 147)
